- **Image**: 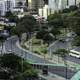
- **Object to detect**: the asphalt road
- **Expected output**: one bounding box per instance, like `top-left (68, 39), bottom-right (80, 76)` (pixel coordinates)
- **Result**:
top-left (0, 36), bottom-right (77, 79)
top-left (48, 38), bottom-right (80, 64)
top-left (49, 66), bottom-right (76, 79)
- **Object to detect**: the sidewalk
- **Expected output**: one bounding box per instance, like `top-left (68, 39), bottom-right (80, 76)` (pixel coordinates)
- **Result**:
top-left (16, 41), bottom-right (66, 80)
top-left (16, 41), bottom-right (65, 65)
top-left (16, 41), bottom-right (80, 71)
top-left (39, 72), bottom-right (66, 80)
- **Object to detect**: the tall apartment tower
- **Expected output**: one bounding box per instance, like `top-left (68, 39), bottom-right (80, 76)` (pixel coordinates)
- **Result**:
top-left (49, 0), bottom-right (80, 12)
top-left (49, 0), bottom-right (66, 11)
top-left (28, 0), bottom-right (44, 11)
top-left (0, 0), bottom-right (15, 16)
top-left (66, 0), bottom-right (80, 7)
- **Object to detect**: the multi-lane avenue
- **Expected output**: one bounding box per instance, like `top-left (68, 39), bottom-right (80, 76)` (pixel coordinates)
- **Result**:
top-left (0, 36), bottom-right (78, 79)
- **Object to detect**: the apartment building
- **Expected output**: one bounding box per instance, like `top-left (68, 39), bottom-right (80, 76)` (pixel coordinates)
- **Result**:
top-left (5, 0), bottom-right (15, 12)
top-left (48, 0), bottom-right (80, 13)
top-left (0, 1), bottom-right (5, 16)
top-left (0, 0), bottom-right (27, 16)
top-left (28, 0), bottom-right (44, 13)
top-left (38, 0), bottom-right (80, 19)
top-left (0, 0), bottom-right (15, 16)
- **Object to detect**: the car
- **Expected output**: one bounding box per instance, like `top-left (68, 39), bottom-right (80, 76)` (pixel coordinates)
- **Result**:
top-left (59, 38), bottom-right (66, 43)
top-left (69, 49), bottom-right (80, 59)
top-left (7, 49), bottom-right (13, 53)
top-left (67, 32), bottom-right (76, 38)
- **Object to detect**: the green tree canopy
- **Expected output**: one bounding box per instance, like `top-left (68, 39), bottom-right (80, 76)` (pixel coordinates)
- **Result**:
top-left (54, 49), bottom-right (69, 58)
top-left (0, 53), bottom-right (38, 80)
top-left (16, 15), bottom-right (37, 35)
top-left (36, 29), bottom-right (49, 39)
top-left (5, 11), bottom-right (18, 22)
top-left (72, 36), bottom-right (80, 46)
top-left (43, 33), bottom-right (54, 44)
top-left (50, 28), bottom-right (61, 39)
top-left (47, 12), bottom-right (63, 28)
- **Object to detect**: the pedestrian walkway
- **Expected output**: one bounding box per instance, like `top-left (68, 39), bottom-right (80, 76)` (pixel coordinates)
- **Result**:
top-left (16, 41), bottom-right (65, 66)
top-left (16, 41), bottom-right (76, 80)
top-left (71, 71), bottom-right (80, 80)
top-left (16, 41), bottom-right (80, 70)
top-left (39, 72), bottom-right (66, 80)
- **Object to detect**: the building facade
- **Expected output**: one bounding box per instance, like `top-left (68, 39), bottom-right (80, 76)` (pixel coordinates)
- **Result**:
top-left (38, 0), bottom-right (80, 19)
top-left (28, 0), bottom-right (44, 12)
top-left (0, 0), bottom-right (27, 16)
top-left (0, 1), bottom-right (5, 16)
top-left (5, 0), bottom-right (15, 12)
top-left (48, 0), bottom-right (80, 13)
top-left (0, 0), bottom-right (15, 16)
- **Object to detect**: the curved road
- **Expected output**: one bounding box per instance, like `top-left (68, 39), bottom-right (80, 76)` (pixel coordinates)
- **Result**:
top-left (2, 36), bottom-right (76, 79)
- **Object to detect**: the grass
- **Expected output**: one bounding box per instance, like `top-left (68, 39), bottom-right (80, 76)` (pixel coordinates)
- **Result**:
top-left (24, 37), bottom-right (48, 55)
top-left (0, 25), bottom-right (4, 30)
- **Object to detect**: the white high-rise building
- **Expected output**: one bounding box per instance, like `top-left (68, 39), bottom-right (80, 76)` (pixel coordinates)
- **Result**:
top-left (48, 0), bottom-right (80, 13)
top-left (4, 0), bottom-right (15, 12)
top-left (39, 0), bottom-right (80, 19)
top-left (0, 0), bottom-right (5, 16)
top-left (48, 0), bottom-right (67, 13)
top-left (68, 0), bottom-right (80, 6)
top-left (0, 0), bottom-right (27, 16)
top-left (0, 0), bottom-right (15, 16)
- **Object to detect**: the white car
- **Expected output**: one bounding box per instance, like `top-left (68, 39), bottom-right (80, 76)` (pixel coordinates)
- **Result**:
top-left (7, 49), bottom-right (13, 53)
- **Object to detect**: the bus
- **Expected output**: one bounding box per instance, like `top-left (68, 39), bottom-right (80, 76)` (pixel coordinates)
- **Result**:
top-left (69, 49), bottom-right (80, 58)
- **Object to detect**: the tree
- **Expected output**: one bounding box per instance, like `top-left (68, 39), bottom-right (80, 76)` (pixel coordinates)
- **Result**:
top-left (47, 12), bottom-right (63, 28)
top-left (41, 48), bottom-right (47, 64)
top-left (0, 53), bottom-right (38, 80)
top-left (17, 2), bottom-right (23, 7)
top-left (9, 26), bottom-right (17, 35)
top-left (72, 36), bottom-right (80, 46)
top-left (53, 49), bottom-right (69, 63)
top-left (43, 33), bottom-right (54, 45)
top-left (56, 49), bottom-right (68, 58)
top-left (69, 5), bottom-right (78, 11)
top-left (5, 11), bottom-right (18, 23)
top-left (67, 16), bottom-right (80, 35)
top-left (16, 15), bottom-right (37, 39)
top-left (62, 8), bottom-right (70, 13)
top-left (50, 28), bottom-right (61, 39)
top-left (36, 29), bottom-right (48, 39)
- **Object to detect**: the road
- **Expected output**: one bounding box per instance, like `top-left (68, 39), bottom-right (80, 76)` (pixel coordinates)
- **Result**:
top-left (0, 36), bottom-right (77, 79)
top-left (48, 37), bottom-right (80, 64)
